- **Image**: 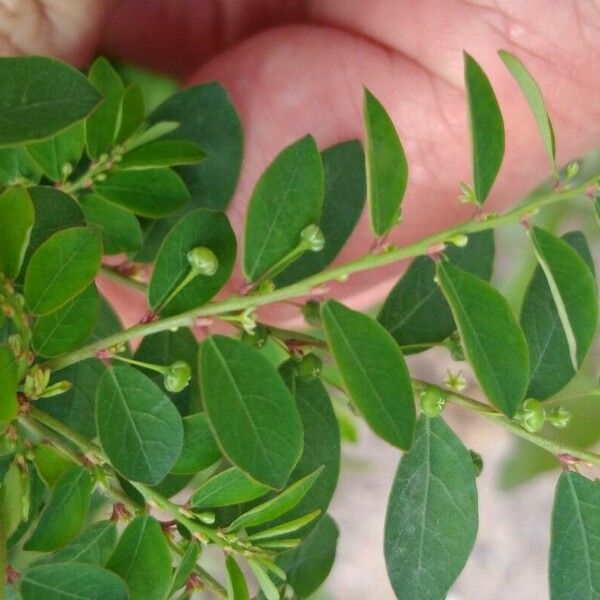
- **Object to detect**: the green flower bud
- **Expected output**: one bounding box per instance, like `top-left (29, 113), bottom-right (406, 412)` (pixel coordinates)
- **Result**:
top-left (446, 234), bottom-right (468, 248)
top-left (302, 300), bottom-right (321, 327)
top-left (296, 353), bottom-right (323, 380)
top-left (517, 398), bottom-right (545, 433)
top-left (163, 361), bottom-right (192, 393)
top-left (420, 387), bottom-right (446, 417)
top-left (39, 380), bottom-right (72, 398)
top-left (241, 323), bottom-right (269, 348)
top-left (469, 449), bottom-right (484, 477)
top-left (186, 247), bottom-right (219, 276)
top-left (547, 406), bottom-right (571, 429)
top-left (566, 161), bottom-right (580, 181)
top-left (301, 224), bottom-right (325, 252)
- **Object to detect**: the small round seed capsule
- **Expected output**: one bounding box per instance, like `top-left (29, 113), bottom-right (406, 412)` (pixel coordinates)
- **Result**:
top-left (519, 398), bottom-right (545, 433)
top-left (300, 224), bottom-right (325, 252)
top-left (302, 300), bottom-right (321, 327)
top-left (186, 247), bottom-right (219, 276)
top-left (296, 353), bottom-right (323, 380)
top-left (419, 387), bottom-right (446, 417)
top-left (164, 361), bottom-right (192, 393)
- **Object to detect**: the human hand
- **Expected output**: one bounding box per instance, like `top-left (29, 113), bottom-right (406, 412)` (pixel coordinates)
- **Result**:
top-left (5, 0), bottom-right (600, 318)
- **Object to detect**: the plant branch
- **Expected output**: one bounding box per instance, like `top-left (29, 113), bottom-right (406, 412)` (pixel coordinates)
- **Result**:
top-left (41, 179), bottom-right (594, 373)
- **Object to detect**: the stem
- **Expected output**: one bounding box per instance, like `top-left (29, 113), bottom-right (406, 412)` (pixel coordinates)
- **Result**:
top-left (253, 240), bottom-right (310, 287)
top-left (41, 179), bottom-right (594, 373)
top-left (412, 380), bottom-right (600, 466)
top-left (60, 152), bottom-right (117, 194)
top-left (100, 266), bottom-right (147, 293)
top-left (110, 354), bottom-right (168, 375)
top-left (157, 269), bottom-right (199, 313)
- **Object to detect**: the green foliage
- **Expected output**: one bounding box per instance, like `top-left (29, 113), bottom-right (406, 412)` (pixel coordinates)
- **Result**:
top-left (0, 51), bottom-right (597, 600)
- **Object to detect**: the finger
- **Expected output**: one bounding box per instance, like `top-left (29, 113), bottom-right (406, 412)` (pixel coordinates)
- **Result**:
top-left (0, 0), bottom-right (110, 64)
top-left (100, 0), bottom-right (304, 76)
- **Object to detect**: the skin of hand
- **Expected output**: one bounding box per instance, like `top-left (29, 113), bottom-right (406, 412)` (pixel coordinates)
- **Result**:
top-left (4, 0), bottom-right (600, 326)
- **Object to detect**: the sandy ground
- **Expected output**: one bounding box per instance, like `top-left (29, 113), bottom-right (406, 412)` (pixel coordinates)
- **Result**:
top-left (323, 352), bottom-right (558, 600)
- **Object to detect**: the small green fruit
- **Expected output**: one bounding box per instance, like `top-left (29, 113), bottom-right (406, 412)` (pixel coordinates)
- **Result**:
top-left (300, 224), bottom-right (325, 252)
top-left (420, 387), bottom-right (446, 417)
top-left (164, 360), bottom-right (192, 393)
top-left (296, 353), bottom-right (323, 380)
top-left (302, 300), bottom-right (321, 327)
top-left (518, 398), bottom-right (545, 433)
top-left (547, 406), bottom-right (571, 429)
top-left (187, 247), bottom-right (219, 276)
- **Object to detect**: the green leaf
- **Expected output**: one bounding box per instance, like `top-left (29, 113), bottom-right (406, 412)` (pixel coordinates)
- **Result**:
top-left (528, 227), bottom-right (597, 372)
top-left (437, 261), bottom-right (528, 416)
top-left (107, 515), bottom-right (172, 600)
top-left (32, 520), bottom-right (117, 567)
top-left (148, 209), bottom-right (236, 315)
top-left (171, 413), bottom-right (221, 475)
top-left (276, 514), bottom-right (339, 599)
top-left (24, 227), bottom-right (102, 316)
top-left (464, 52), bottom-right (505, 204)
top-left (248, 560), bottom-right (279, 600)
top-left (21, 563), bottom-right (128, 600)
top-left (26, 123), bottom-right (85, 182)
top-left (24, 466), bottom-right (92, 552)
top-left (226, 556), bottom-right (250, 600)
top-left (1, 463), bottom-right (24, 538)
top-left (120, 140), bottom-right (204, 169)
top-left (37, 358), bottom-right (104, 438)
top-left (199, 335), bottom-right (303, 488)
top-left (0, 56), bottom-right (101, 145)
top-left (229, 468), bottom-right (323, 531)
top-left (21, 187), bottom-right (84, 275)
top-left (127, 122), bottom-right (179, 150)
top-left (275, 140), bottom-right (366, 285)
top-left (80, 193), bottom-right (143, 255)
top-left (255, 360), bottom-right (340, 536)
top-left (0, 187), bottom-right (34, 279)
top-left (32, 285), bottom-right (100, 357)
top-left (116, 83), bottom-right (145, 143)
top-left (133, 328), bottom-right (199, 415)
top-left (0, 147), bottom-right (42, 186)
top-left (248, 510), bottom-right (320, 542)
top-left (32, 445), bottom-right (74, 488)
top-left (363, 88), bottom-right (408, 236)
top-left (379, 230), bottom-right (495, 351)
top-left (321, 300), bottom-right (415, 449)
top-left (85, 57), bottom-right (125, 159)
top-left (93, 167), bottom-right (189, 218)
top-left (191, 467), bottom-right (271, 509)
top-left (499, 50), bottom-right (556, 173)
top-left (169, 541), bottom-right (200, 596)
top-left (385, 416), bottom-right (478, 600)
top-left (0, 348), bottom-right (19, 423)
top-left (522, 231), bottom-right (597, 400)
top-left (150, 82), bottom-right (243, 210)
top-left (96, 366), bottom-right (184, 485)
top-left (243, 135), bottom-right (324, 281)
top-left (550, 472), bottom-right (600, 600)
top-left (7, 467), bottom-right (45, 549)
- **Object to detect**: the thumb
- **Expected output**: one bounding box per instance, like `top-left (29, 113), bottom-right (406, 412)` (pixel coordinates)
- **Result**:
top-left (0, 0), bottom-right (109, 65)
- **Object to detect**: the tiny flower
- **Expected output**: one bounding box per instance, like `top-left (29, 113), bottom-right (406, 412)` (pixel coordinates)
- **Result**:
top-left (444, 369), bottom-right (467, 392)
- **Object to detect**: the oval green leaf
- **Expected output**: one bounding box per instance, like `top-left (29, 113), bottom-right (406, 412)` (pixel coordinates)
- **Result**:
top-left (436, 261), bottom-right (528, 416)
top-left (0, 186), bottom-right (34, 279)
top-left (171, 413), bottom-right (221, 475)
top-left (24, 465), bottom-right (92, 552)
top-left (0, 347), bottom-right (18, 423)
top-left (26, 122), bottom-right (85, 182)
top-left (119, 140), bottom-right (204, 169)
top-left (199, 335), bottom-right (303, 489)
top-left (321, 300), bottom-right (415, 449)
top-left (148, 209), bottom-right (236, 316)
top-left (364, 88), bottom-right (408, 236)
top-left (32, 285), bottom-right (100, 357)
top-left (550, 471), bottom-right (600, 600)
top-left (522, 231), bottom-right (597, 400)
top-left (191, 467), bottom-right (271, 509)
top-left (464, 52), bottom-right (505, 204)
top-left (96, 365), bottom-right (184, 485)
top-left (226, 556), bottom-right (250, 600)
top-left (243, 135), bottom-right (324, 281)
top-left (275, 140), bottom-right (366, 286)
top-left (499, 50), bottom-right (556, 174)
top-left (107, 515), bottom-right (172, 600)
top-left (85, 57), bottom-right (125, 159)
top-left (0, 146), bottom-right (42, 186)
top-left (228, 467), bottom-right (323, 532)
top-left (93, 167), bottom-right (189, 218)
top-left (150, 82), bottom-right (243, 210)
top-left (21, 563), bottom-right (128, 600)
top-left (0, 56), bottom-right (101, 145)
top-left (117, 83), bottom-right (145, 143)
top-left (385, 416), bottom-right (478, 600)
top-left (81, 193), bottom-right (143, 255)
top-left (24, 227), bottom-right (102, 316)
top-left (169, 541), bottom-right (200, 597)
top-left (528, 227), bottom-right (597, 372)
top-left (379, 230), bottom-right (495, 351)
